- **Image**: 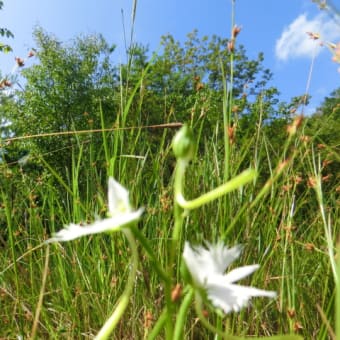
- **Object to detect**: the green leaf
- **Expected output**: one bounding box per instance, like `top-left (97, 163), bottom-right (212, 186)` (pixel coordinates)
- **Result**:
top-left (253, 336), bottom-right (303, 340)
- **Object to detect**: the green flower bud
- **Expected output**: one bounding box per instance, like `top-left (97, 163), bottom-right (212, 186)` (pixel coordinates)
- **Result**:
top-left (172, 125), bottom-right (195, 161)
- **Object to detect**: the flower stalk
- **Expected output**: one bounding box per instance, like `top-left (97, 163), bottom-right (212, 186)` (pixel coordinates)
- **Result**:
top-left (95, 228), bottom-right (138, 339)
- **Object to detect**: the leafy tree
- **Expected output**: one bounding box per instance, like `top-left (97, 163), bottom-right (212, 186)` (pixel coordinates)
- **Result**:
top-left (0, 1), bottom-right (14, 53)
top-left (307, 87), bottom-right (340, 146)
top-left (3, 28), bottom-right (117, 173)
top-left (3, 28), bottom-right (293, 181)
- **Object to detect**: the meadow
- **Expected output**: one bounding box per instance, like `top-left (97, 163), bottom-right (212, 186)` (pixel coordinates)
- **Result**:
top-left (0, 1), bottom-right (339, 339)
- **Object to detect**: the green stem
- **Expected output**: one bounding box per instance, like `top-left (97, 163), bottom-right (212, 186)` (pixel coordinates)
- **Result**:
top-left (194, 294), bottom-right (238, 340)
top-left (176, 168), bottom-right (256, 210)
top-left (163, 159), bottom-right (188, 340)
top-left (173, 288), bottom-right (194, 340)
top-left (95, 228), bottom-right (138, 340)
top-left (336, 242), bottom-right (340, 340)
top-left (147, 308), bottom-right (168, 340)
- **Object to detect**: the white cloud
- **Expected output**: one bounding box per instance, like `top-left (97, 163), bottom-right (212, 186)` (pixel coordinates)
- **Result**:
top-left (275, 13), bottom-right (340, 61)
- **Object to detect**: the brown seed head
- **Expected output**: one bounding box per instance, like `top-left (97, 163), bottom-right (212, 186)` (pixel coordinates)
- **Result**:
top-left (232, 25), bottom-right (242, 39)
top-left (144, 310), bottom-right (153, 329)
top-left (322, 159), bottom-right (332, 168)
top-left (304, 243), bottom-right (315, 251)
top-left (300, 135), bottom-right (310, 143)
top-left (294, 175), bottom-right (303, 184)
top-left (202, 309), bottom-right (209, 318)
top-left (306, 31), bottom-right (320, 40)
top-left (28, 50), bottom-right (35, 58)
top-left (322, 174), bottom-right (332, 182)
top-left (332, 42), bottom-right (340, 63)
top-left (228, 40), bottom-right (235, 53)
top-left (196, 82), bottom-right (204, 91)
top-left (15, 57), bottom-right (25, 67)
top-left (287, 308), bottom-right (296, 318)
top-left (171, 283), bottom-right (182, 302)
top-left (293, 321), bottom-right (303, 332)
top-left (227, 125), bottom-right (236, 145)
top-left (307, 176), bottom-right (317, 188)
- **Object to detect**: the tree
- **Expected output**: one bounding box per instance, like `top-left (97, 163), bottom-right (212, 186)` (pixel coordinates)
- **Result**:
top-left (0, 1), bottom-right (14, 53)
top-left (3, 28), bottom-right (292, 180)
top-left (3, 28), bottom-right (117, 173)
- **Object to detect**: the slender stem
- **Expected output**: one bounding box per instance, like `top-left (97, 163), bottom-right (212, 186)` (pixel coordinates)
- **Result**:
top-left (95, 228), bottom-right (138, 340)
top-left (147, 308), bottom-right (168, 340)
top-left (176, 168), bottom-right (256, 210)
top-left (336, 242), bottom-right (340, 340)
top-left (173, 288), bottom-right (194, 340)
top-left (194, 294), bottom-right (238, 340)
top-left (31, 245), bottom-right (50, 338)
top-left (1, 191), bottom-right (20, 296)
top-left (163, 159), bottom-right (188, 339)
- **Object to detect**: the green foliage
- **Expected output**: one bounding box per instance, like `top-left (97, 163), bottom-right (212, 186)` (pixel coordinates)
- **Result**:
top-left (0, 26), bottom-right (339, 339)
top-left (305, 88), bottom-right (340, 193)
top-left (2, 28), bottom-right (117, 174)
top-left (0, 1), bottom-right (14, 53)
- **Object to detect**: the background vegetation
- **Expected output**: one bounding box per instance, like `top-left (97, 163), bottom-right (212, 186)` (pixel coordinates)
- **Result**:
top-left (0, 2), bottom-right (339, 339)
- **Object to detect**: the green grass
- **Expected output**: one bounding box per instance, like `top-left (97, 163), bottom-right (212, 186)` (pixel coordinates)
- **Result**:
top-left (0, 2), bottom-right (339, 337)
top-left (0, 107), bottom-right (338, 339)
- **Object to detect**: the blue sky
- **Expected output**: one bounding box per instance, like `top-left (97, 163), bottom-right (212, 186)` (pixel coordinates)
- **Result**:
top-left (1, 0), bottom-right (340, 113)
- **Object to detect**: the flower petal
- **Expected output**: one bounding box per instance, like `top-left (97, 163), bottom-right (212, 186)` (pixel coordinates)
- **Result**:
top-left (223, 264), bottom-right (260, 283)
top-left (208, 243), bottom-right (242, 273)
top-left (207, 276), bottom-right (276, 313)
top-left (183, 242), bottom-right (242, 284)
top-left (45, 209), bottom-right (144, 243)
top-left (108, 177), bottom-right (131, 215)
top-left (183, 241), bottom-right (277, 315)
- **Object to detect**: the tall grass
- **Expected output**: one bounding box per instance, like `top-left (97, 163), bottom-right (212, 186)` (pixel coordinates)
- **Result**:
top-left (0, 87), bottom-right (338, 339)
top-left (1, 2), bottom-right (339, 339)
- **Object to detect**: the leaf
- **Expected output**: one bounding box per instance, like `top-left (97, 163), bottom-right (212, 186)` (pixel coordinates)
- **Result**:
top-left (253, 335), bottom-right (303, 340)
top-left (0, 42), bottom-right (12, 53)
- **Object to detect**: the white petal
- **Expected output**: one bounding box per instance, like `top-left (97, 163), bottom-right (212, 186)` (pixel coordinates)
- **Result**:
top-left (183, 242), bottom-right (204, 284)
top-left (183, 242), bottom-right (242, 284)
top-left (45, 208), bottom-right (144, 243)
top-left (223, 264), bottom-right (260, 283)
top-left (183, 241), bottom-right (277, 315)
top-left (206, 276), bottom-right (276, 314)
top-left (207, 243), bottom-right (242, 273)
top-left (108, 177), bottom-right (131, 215)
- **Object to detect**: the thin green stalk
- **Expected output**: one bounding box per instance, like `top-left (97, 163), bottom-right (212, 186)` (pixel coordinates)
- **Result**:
top-left (163, 159), bottom-right (188, 340)
top-left (31, 245), bottom-right (50, 338)
top-left (312, 153), bottom-right (337, 282)
top-left (336, 242), bottom-right (340, 339)
top-left (194, 294), bottom-right (238, 340)
top-left (176, 168), bottom-right (256, 210)
top-left (173, 288), bottom-right (194, 340)
top-left (164, 199), bottom-right (184, 340)
top-left (147, 308), bottom-right (168, 340)
top-left (99, 101), bottom-right (110, 169)
top-left (220, 59), bottom-right (230, 182)
top-left (95, 228), bottom-right (138, 340)
top-left (1, 190), bottom-right (20, 295)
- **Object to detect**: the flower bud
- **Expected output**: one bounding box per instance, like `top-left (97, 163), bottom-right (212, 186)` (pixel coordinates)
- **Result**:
top-left (172, 125), bottom-right (195, 161)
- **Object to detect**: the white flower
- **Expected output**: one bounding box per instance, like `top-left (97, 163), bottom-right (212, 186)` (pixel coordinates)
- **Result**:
top-left (183, 242), bottom-right (276, 314)
top-left (45, 178), bottom-right (143, 243)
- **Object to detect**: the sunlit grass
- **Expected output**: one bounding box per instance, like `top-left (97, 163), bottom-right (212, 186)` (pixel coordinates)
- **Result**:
top-left (0, 1), bottom-right (339, 338)
top-left (0, 105), bottom-right (338, 338)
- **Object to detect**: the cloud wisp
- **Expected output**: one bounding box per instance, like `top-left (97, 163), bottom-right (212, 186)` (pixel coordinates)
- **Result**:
top-left (275, 13), bottom-right (340, 61)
